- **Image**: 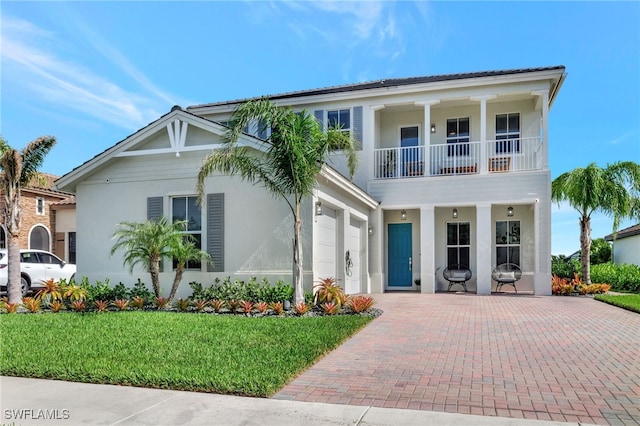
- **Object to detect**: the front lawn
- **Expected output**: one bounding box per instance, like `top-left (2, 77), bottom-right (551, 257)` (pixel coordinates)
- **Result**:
top-left (0, 312), bottom-right (373, 396)
top-left (594, 293), bottom-right (640, 314)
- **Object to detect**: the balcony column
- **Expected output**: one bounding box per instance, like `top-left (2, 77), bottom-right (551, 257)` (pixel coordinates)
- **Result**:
top-left (532, 90), bottom-right (550, 170)
top-left (415, 100), bottom-right (439, 176)
top-left (471, 95), bottom-right (496, 174)
top-left (368, 105), bottom-right (384, 180)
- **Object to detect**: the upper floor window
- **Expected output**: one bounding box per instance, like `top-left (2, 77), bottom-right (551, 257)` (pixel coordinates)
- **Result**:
top-left (36, 197), bottom-right (45, 215)
top-left (495, 113), bottom-right (520, 153)
top-left (327, 109), bottom-right (351, 132)
top-left (446, 117), bottom-right (470, 156)
top-left (172, 196), bottom-right (202, 270)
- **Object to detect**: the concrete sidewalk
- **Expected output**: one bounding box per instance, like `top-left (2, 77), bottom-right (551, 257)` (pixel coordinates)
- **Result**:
top-left (1, 376), bottom-right (579, 426)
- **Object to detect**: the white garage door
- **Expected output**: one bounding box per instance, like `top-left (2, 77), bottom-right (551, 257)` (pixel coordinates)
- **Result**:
top-left (346, 218), bottom-right (362, 294)
top-left (314, 206), bottom-right (337, 282)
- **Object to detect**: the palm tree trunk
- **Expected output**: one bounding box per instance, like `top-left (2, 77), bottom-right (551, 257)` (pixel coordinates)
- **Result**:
top-left (6, 233), bottom-right (22, 304)
top-left (169, 267), bottom-right (183, 300)
top-left (149, 257), bottom-right (161, 298)
top-left (293, 206), bottom-right (304, 305)
top-left (579, 215), bottom-right (591, 284)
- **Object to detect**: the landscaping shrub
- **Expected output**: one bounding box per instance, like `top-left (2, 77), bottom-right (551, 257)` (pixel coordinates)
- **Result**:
top-left (551, 255), bottom-right (580, 279)
top-left (189, 277), bottom-right (293, 304)
top-left (591, 262), bottom-right (640, 292)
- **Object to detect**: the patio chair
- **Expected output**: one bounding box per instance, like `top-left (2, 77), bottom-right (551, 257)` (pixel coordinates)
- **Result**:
top-left (443, 264), bottom-right (472, 292)
top-left (492, 263), bottom-right (522, 292)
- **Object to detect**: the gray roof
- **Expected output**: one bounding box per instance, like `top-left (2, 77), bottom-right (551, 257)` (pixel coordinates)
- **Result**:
top-left (188, 65), bottom-right (566, 110)
top-left (604, 223), bottom-right (640, 241)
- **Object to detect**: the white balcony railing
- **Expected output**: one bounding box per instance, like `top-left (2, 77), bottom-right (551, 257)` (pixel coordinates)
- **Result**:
top-left (373, 137), bottom-right (542, 179)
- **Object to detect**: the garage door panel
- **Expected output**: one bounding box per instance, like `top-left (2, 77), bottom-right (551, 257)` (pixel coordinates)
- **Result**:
top-left (314, 207), bottom-right (337, 282)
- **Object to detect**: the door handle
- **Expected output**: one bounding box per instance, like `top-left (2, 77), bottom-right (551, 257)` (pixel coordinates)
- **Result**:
top-left (409, 257), bottom-right (412, 272)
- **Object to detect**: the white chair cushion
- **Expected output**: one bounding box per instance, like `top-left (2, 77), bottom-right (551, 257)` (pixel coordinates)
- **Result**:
top-left (499, 271), bottom-right (516, 281)
top-left (451, 271), bottom-right (468, 280)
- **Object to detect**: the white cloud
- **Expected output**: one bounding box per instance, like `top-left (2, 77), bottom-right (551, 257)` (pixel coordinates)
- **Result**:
top-left (1, 15), bottom-right (182, 131)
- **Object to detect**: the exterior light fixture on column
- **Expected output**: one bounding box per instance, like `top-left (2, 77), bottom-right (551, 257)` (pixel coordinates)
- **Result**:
top-left (315, 201), bottom-right (323, 216)
top-left (507, 206), bottom-right (514, 217)
top-left (452, 208), bottom-right (458, 218)
top-left (401, 209), bottom-right (407, 220)
top-left (368, 226), bottom-right (374, 236)
top-left (430, 124), bottom-right (436, 133)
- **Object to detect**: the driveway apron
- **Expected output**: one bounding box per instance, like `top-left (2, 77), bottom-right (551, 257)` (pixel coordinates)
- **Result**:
top-left (272, 293), bottom-right (640, 425)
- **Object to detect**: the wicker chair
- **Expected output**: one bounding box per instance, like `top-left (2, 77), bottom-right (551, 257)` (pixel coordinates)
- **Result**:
top-left (443, 264), bottom-right (472, 292)
top-left (492, 263), bottom-right (522, 292)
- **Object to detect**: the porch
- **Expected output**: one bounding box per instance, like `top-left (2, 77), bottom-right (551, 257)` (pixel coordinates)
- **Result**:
top-left (373, 137), bottom-right (542, 179)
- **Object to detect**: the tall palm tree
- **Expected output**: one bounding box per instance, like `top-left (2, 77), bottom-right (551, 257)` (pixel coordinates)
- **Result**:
top-left (111, 217), bottom-right (185, 298)
top-left (552, 161), bottom-right (640, 283)
top-left (168, 237), bottom-right (211, 300)
top-left (196, 98), bottom-right (358, 304)
top-left (0, 136), bottom-right (56, 304)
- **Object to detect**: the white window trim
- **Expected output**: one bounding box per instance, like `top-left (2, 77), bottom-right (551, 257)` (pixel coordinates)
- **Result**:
top-left (326, 107), bottom-right (352, 132)
top-left (170, 195), bottom-right (204, 271)
top-left (398, 124), bottom-right (422, 146)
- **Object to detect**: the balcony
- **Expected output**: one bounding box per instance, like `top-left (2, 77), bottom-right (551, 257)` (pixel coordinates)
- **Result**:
top-left (373, 137), bottom-right (542, 179)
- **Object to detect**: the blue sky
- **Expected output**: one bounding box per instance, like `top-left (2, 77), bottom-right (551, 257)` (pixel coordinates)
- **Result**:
top-left (1, 1), bottom-right (639, 255)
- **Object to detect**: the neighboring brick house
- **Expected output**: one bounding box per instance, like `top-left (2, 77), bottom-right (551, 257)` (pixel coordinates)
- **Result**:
top-left (0, 173), bottom-right (76, 262)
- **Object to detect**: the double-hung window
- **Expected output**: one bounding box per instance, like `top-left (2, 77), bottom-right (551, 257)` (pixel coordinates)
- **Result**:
top-left (447, 222), bottom-right (470, 267)
top-left (36, 197), bottom-right (45, 215)
top-left (495, 113), bottom-right (520, 153)
top-left (446, 117), bottom-right (470, 156)
top-left (496, 220), bottom-right (520, 266)
top-left (172, 196), bottom-right (202, 270)
top-left (327, 109), bottom-right (351, 133)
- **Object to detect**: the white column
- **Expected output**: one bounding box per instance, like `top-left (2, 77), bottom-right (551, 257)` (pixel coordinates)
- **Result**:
top-left (416, 100), bottom-right (439, 176)
top-left (541, 91), bottom-right (549, 169)
top-left (367, 106), bottom-right (382, 181)
top-left (420, 206), bottom-right (436, 294)
top-left (476, 203), bottom-right (492, 295)
top-left (534, 200), bottom-right (552, 295)
top-left (471, 95), bottom-right (495, 174)
top-left (368, 207), bottom-right (384, 293)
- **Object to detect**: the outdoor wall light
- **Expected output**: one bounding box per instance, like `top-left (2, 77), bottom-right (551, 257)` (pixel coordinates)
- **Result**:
top-left (452, 208), bottom-right (458, 219)
top-left (368, 226), bottom-right (374, 236)
top-left (401, 209), bottom-right (407, 220)
top-left (507, 206), bottom-right (514, 217)
top-left (315, 201), bottom-right (323, 216)
top-left (431, 124), bottom-right (436, 133)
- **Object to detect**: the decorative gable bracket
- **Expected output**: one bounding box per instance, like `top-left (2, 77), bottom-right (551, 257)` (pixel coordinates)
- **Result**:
top-left (167, 119), bottom-right (188, 156)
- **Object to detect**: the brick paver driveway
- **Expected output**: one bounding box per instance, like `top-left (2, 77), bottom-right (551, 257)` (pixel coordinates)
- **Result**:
top-left (273, 293), bottom-right (640, 425)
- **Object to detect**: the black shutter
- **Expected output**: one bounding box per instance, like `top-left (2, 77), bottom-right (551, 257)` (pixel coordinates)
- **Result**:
top-left (353, 106), bottom-right (363, 151)
top-left (207, 193), bottom-right (224, 272)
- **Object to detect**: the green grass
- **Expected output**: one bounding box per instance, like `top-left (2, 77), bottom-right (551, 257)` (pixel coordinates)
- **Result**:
top-left (594, 294), bottom-right (640, 314)
top-left (0, 312), bottom-right (373, 396)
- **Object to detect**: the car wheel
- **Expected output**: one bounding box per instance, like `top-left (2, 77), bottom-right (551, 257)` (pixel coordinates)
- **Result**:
top-left (21, 276), bottom-right (30, 296)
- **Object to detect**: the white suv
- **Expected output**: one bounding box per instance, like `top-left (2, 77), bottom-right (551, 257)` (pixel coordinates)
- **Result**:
top-left (0, 249), bottom-right (77, 296)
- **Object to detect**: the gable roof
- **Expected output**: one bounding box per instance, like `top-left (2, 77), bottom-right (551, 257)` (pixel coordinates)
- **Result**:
top-left (604, 223), bottom-right (640, 241)
top-left (188, 66), bottom-right (566, 111)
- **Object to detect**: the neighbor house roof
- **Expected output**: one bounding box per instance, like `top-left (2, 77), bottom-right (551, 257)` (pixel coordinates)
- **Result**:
top-left (188, 65), bottom-right (566, 110)
top-left (604, 223), bottom-right (640, 241)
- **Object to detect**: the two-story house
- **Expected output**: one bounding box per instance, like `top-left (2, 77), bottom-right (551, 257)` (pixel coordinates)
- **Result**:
top-left (0, 173), bottom-right (76, 262)
top-left (55, 66), bottom-right (565, 298)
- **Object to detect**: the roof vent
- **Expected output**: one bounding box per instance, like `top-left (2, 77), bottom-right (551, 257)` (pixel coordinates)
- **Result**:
top-left (171, 105), bottom-right (182, 111)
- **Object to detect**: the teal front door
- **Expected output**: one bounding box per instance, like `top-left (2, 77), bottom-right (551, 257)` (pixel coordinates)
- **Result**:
top-left (388, 223), bottom-right (413, 287)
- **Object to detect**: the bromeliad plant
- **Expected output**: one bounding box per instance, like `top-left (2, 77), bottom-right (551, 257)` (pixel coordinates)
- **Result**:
top-left (313, 277), bottom-right (347, 308)
top-left (22, 297), bottom-right (42, 313)
top-left (346, 296), bottom-right (375, 313)
top-left (36, 279), bottom-right (63, 306)
top-left (112, 299), bottom-right (129, 311)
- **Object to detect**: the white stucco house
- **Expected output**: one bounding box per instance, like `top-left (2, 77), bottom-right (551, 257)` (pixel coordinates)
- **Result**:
top-left (605, 224), bottom-right (640, 266)
top-left (55, 66), bottom-right (566, 298)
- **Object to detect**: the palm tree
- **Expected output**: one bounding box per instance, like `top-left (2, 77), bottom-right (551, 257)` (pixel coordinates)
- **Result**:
top-left (0, 136), bottom-right (56, 304)
top-left (168, 237), bottom-right (211, 300)
top-left (196, 98), bottom-right (358, 304)
top-left (552, 161), bottom-right (640, 283)
top-left (111, 217), bottom-right (185, 298)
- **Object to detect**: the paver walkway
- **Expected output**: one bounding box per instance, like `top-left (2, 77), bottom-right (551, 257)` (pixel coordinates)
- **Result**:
top-left (273, 293), bottom-right (640, 425)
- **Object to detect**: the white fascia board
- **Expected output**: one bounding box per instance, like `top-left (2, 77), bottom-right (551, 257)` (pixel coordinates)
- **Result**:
top-left (189, 69), bottom-right (566, 114)
top-left (319, 165), bottom-right (379, 210)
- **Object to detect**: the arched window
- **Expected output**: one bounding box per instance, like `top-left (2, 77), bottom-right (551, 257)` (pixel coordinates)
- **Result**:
top-left (30, 225), bottom-right (50, 251)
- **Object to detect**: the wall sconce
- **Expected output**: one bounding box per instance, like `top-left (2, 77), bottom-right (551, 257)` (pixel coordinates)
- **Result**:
top-left (368, 226), bottom-right (374, 236)
top-left (315, 201), bottom-right (323, 216)
top-left (452, 208), bottom-right (458, 219)
top-left (401, 209), bottom-right (407, 220)
top-left (507, 206), bottom-right (514, 217)
top-left (430, 124), bottom-right (436, 133)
